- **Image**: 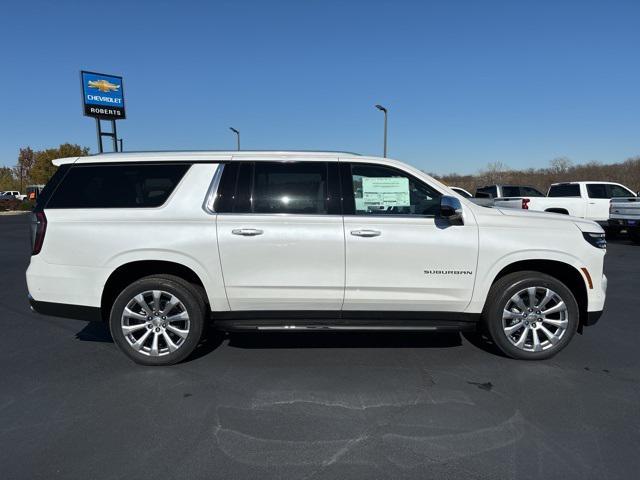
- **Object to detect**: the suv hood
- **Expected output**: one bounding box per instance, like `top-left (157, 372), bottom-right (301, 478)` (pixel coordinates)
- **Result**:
top-left (495, 207), bottom-right (603, 233)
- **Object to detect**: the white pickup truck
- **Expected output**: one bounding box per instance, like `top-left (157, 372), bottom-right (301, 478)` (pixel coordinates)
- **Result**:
top-left (494, 181), bottom-right (637, 228)
top-left (609, 197), bottom-right (640, 244)
top-left (0, 190), bottom-right (27, 200)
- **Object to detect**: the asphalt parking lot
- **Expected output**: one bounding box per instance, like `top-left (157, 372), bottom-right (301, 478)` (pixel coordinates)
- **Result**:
top-left (1, 214), bottom-right (639, 479)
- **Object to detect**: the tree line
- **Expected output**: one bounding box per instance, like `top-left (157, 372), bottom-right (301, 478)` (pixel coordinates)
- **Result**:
top-left (2, 145), bottom-right (639, 197)
top-left (431, 156), bottom-right (640, 195)
top-left (0, 144), bottom-right (89, 192)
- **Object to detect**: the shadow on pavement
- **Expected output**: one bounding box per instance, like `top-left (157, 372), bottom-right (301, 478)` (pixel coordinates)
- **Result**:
top-left (75, 322), bottom-right (112, 343)
top-left (74, 321), bottom-right (226, 362)
top-left (74, 321), bottom-right (505, 357)
top-left (227, 331), bottom-right (464, 350)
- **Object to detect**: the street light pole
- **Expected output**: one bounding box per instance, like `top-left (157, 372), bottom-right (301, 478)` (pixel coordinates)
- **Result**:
top-left (229, 127), bottom-right (240, 151)
top-left (375, 104), bottom-right (388, 157)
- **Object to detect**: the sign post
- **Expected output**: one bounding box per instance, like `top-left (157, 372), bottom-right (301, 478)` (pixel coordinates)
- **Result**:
top-left (81, 71), bottom-right (126, 153)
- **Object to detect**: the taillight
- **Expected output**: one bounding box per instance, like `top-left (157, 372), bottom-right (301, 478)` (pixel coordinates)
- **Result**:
top-left (30, 211), bottom-right (47, 255)
top-left (522, 198), bottom-right (530, 210)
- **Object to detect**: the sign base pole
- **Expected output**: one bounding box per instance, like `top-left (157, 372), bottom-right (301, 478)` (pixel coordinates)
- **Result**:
top-left (96, 118), bottom-right (104, 153)
top-left (95, 118), bottom-right (120, 153)
top-left (111, 120), bottom-right (118, 152)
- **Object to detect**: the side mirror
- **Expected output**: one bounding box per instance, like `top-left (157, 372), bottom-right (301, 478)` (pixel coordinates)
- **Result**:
top-left (440, 196), bottom-right (464, 225)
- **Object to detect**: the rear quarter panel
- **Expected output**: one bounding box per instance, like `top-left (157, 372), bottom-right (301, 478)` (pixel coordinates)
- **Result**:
top-left (34, 164), bottom-right (229, 310)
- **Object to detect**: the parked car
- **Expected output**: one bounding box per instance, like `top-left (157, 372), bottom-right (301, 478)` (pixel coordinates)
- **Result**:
top-left (0, 194), bottom-right (23, 210)
top-left (27, 151), bottom-right (606, 365)
top-left (450, 186), bottom-right (496, 207)
top-left (450, 186), bottom-right (473, 198)
top-left (0, 190), bottom-right (26, 200)
top-left (609, 196), bottom-right (640, 244)
top-left (475, 185), bottom-right (545, 199)
top-left (494, 181), bottom-right (637, 229)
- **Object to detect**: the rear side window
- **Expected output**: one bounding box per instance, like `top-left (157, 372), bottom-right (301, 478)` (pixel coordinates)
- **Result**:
top-left (586, 184), bottom-right (608, 199)
top-left (608, 184), bottom-right (634, 198)
top-left (476, 186), bottom-right (498, 198)
top-left (548, 184), bottom-right (580, 197)
top-left (216, 161), bottom-right (340, 215)
top-left (520, 186), bottom-right (544, 197)
top-left (34, 164), bottom-right (70, 211)
top-left (253, 162), bottom-right (328, 214)
top-left (46, 163), bottom-right (190, 209)
top-left (501, 186), bottom-right (521, 197)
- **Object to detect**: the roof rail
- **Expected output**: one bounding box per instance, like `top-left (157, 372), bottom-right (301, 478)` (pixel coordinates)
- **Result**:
top-left (88, 149), bottom-right (362, 156)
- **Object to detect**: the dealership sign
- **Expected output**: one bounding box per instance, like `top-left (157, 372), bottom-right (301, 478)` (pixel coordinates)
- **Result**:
top-left (81, 71), bottom-right (126, 120)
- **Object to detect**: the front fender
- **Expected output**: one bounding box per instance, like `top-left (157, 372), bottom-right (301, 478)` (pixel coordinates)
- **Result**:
top-left (466, 249), bottom-right (588, 314)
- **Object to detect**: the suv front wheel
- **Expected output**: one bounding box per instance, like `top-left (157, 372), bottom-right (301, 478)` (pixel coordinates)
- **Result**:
top-left (483, 271), bottom-right (579, 360)
top-left (109, 275), bottom-right (205, 366)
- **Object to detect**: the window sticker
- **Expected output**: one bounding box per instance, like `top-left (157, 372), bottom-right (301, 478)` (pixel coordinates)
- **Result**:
top-left (361, 177), bottom-right (410, 210)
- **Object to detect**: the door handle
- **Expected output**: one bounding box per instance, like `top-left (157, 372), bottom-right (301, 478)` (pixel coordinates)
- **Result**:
top-left (232, 228), bottom-right (264, 236)
top-left (350, 229), bottom-right (381, 237)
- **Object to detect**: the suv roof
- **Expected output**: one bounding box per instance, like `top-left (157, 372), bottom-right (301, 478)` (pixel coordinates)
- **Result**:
top-left (52, 150), bottom-right (363, 166)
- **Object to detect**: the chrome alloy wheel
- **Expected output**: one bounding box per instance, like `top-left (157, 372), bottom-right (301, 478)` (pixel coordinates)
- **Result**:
top-left (120, 290), bottom-right (191, 357)
top-left (502, 287), bottom-right (569, 353)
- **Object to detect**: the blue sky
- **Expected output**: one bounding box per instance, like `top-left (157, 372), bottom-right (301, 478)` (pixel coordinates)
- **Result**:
top-left (1, 0), bottom-right (638, 174)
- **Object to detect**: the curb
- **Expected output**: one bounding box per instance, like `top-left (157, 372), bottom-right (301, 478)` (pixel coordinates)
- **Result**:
top-left (0, 211), bottom-right (31, 216)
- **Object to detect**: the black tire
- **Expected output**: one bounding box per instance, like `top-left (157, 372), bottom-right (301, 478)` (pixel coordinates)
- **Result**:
top-left (628, 227), bottom-right (640, 245)
top-left (109, 275), bottom-right (206, 366)
top-left (604, 226), bottom-right (619, 240)
top-left (483, 271), bottom-right (579, 360)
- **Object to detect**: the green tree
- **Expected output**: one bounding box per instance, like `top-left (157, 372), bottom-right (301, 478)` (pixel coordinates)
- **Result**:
top-left (0, 166), bottom-right (18, 191)
top-left (30, 143), bottom-right (90, 184)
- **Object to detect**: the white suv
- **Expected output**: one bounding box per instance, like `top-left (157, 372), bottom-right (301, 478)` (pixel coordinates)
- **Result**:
top-left (27, 151), bottom-right (607, 365)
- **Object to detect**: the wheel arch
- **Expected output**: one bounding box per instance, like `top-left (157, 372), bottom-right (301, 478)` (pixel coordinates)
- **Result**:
top-left (101, 260), bottom-right (209, 322)
top-left (487, 259), bottom-right (588, 332)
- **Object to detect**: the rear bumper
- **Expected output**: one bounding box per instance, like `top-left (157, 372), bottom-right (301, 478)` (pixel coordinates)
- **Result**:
top-left (26, 258), bottom-right (106, 308)
top-left (29, 295), bottom-right (102, 322)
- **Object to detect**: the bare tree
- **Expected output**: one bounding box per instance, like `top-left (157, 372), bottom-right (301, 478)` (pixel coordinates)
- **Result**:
top-left (480, 161), bottom-right (510, 185)
top-left (13, 147), bottom-right (35, 191)
top-left (549, 157), bottom-right (573, 174)
top-left (433, 156), bottom-right (640, 194)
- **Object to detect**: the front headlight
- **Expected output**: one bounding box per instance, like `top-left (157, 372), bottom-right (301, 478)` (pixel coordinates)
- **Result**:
top-left (583, 232), bottom-right (606, 249)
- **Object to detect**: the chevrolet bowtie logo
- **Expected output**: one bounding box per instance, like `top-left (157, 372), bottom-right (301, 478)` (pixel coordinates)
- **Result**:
top-left (87, 79), bottom-right (120, 93)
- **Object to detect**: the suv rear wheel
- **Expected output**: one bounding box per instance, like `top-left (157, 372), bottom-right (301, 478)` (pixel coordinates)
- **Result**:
top-left (483, 271), bottom-right (579, 360)
top-left (109, 275), bottom-right (205, 366)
